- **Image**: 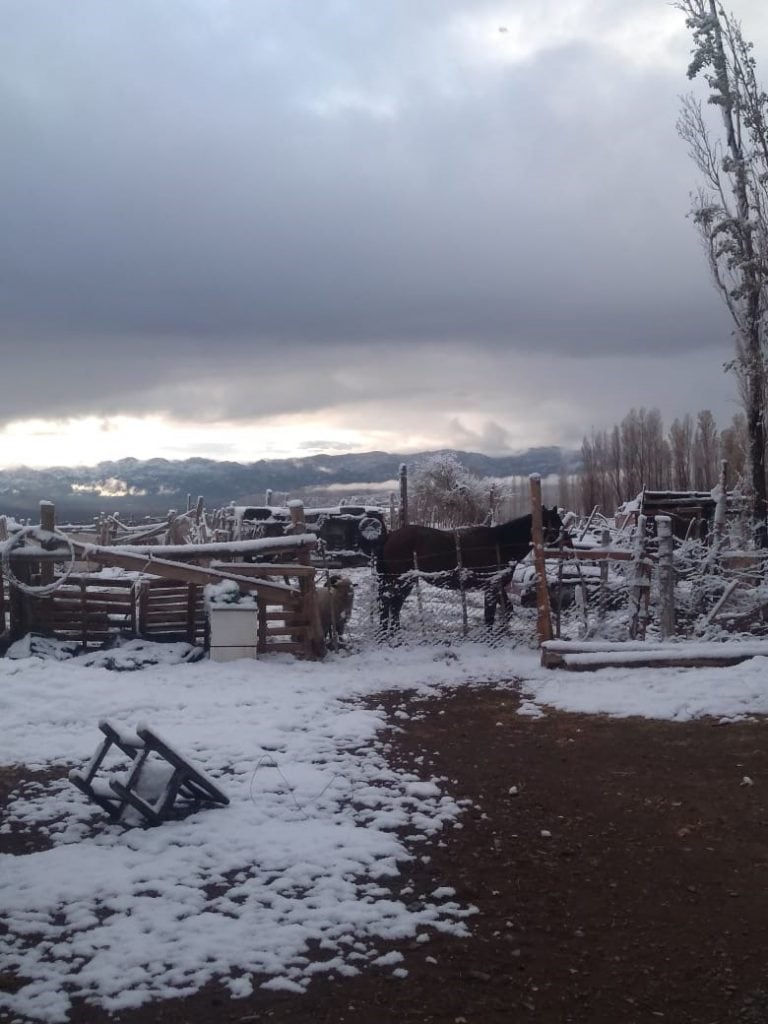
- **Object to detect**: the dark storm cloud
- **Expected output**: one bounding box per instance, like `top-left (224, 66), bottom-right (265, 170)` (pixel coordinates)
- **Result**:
top-left (0, 0), bottom-right (763, 427)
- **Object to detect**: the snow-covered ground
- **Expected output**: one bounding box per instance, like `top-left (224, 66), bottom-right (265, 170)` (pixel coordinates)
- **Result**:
top-left (2, 637), bottom-right (768, 1022)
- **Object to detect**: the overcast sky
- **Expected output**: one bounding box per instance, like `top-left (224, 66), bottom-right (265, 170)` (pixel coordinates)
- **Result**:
top-left (2, 0), bottom-right (768, 469)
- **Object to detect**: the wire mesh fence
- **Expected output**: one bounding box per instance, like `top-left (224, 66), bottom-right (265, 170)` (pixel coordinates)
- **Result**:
top-left (332, 564), bottom-right (541, 650)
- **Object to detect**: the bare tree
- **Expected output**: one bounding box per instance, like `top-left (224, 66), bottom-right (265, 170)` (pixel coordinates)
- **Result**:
top-left (693, 408), bottom-right (721, 488)
top-left (677, 0), bottom-right (768, 543)
top-left (608, 425), bottom-right (623, 504)
top-left (579, 433), bottom-right (601, 512)
top-left (619, 407), bottom-right (666, 496)
top-left (621, 409), bottom-right (643, 498)
top-left (644, 408), bottom-right (669, 489)
top-left (720, 411), bottom-right (748, 482)
top-left (669, 414), bottom-right (695, 489)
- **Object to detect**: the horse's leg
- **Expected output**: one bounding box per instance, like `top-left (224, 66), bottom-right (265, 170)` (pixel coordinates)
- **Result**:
top-left (498, 584), bottom-right (513, 624)
top-left (377, 575), bottom-right (393, 634)
top-left (378, 575), bottom-right (410, 634)
top-left (484, 585), bottom-right (498, 627)
top-left (485, 576), bottom-right (514, 627)
top-left (390, 579), bottom-right (413, 630)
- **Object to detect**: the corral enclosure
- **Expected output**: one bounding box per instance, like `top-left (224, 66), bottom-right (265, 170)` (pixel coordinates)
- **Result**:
top-left (2, 472), bottom-right (768, 666)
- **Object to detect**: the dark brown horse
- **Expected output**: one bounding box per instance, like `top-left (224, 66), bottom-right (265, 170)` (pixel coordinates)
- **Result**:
top-left (376, 508), bottom-right (564, 631)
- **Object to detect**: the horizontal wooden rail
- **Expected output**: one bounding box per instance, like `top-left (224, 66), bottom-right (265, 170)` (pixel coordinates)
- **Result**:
top-left (209, 561), bottom-right (317, 577)
top-left (70, 543), bottom-right (301, 604)
top-left (82, 536), bottom-right (318, 560)
top-left (542, 547), bottom-right (635, 562)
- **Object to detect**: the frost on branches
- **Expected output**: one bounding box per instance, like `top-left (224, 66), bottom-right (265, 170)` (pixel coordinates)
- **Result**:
top-left (409, 453), bottom-right (489, 527)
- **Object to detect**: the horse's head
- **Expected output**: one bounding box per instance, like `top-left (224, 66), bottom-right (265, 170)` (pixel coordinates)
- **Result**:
top-left (541, 505), bottom-right (566, 545)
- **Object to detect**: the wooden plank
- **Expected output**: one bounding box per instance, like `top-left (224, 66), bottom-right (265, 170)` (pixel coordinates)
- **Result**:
top-left (79, 536), bottom-right (317, 560)
top-left (65, 575), bottom-right (137, 587)
top-left (143, 597), bottom-right (193, 610)
top-left (143, 611), bottom-right (197, 623)
top-left (542, 547), bottom-right (635, 562)
top-left (70, 543), bottom-right (301, 603)
top-left (146, 590), bottom-right (205, 603)
top-left (144, 585), bottom-right (196, 595)
top-left (50, 601), bottom-right (133, 616)
top-left (261, 640), bottom-right (308, 654)
top-left (140, 626), bottom-right (196, 634)
top-left (210, 562), bottom-right (317, 578)
top-left (144, 589), bottom-right (198, 602)
top-left (54, 625), bottom-right (111, 634)
top-left (51, 594), bottom-right (134, 609)
top-left (51, 610), bottom-right (119, 623)
top-left (560, 653), bottom-right (765, 671)
top-left (145, 604), bottom-right (205, 617)
top-left (541, 639), bottom-right (768, 671)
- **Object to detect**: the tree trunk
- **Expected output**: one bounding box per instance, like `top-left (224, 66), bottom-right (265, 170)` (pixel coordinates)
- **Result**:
top-left (708, 0), bottom-right (767, 545)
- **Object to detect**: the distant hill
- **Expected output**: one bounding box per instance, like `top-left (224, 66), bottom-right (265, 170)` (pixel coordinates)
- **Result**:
top-left (0, 448), bottom-right (580, 520)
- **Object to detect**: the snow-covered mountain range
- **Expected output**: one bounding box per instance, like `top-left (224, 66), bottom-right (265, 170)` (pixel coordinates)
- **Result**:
top-left (0, 447), bottom-right (579, 520)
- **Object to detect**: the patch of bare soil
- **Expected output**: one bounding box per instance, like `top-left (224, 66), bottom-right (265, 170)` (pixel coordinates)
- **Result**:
top-left (4, 686), bottom-right (768, 1024)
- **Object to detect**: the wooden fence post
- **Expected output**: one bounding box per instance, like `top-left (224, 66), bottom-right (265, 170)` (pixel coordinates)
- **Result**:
top-left (628, 514), bottom-right (652, 640)
top-left (599, 527), bottom-right (610, 619)
top-left (39, 501), bottom-right (55, 587)
top-left (80, 578), bottom-right (88, 648)
top-left (712, 459), bottom-right (728, 555)
top-left (399, 464), bottom-right (409, 528)
top-left (186, 583), bottom-right (197, 644)
top-left (137, 581), bottom-right (149, 638)
top-left (453, 531), bottom-right (468, 637)
top-left (529, 475), bottom-right (553, 645)
top-left (656, 515), bottom-right (675, 640)
top-left (30, 500), bottom-right (56, 636)
top-left (289, 500), bottom-right (325, 658)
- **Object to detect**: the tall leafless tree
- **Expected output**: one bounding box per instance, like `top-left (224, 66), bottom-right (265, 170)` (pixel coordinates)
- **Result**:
top-left (720, 411), bottom-right (748, 482)
top-left (693, 408), bottom-right (721, 487)
top-left (677, 0), bottom-right (768, 544)
top-left (669, 414), bottom-right (695, 489)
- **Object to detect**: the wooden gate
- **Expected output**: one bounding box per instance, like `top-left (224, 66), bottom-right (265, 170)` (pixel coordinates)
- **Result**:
top-left (137, 581), bottom-right (206, 645)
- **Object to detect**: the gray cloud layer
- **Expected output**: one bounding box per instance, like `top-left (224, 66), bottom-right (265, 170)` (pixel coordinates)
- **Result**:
top-left (1, 0), bottom-right (765, 436)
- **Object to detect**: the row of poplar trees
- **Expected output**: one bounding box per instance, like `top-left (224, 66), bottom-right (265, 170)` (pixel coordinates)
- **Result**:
top-left (580, 407), bottom-right (747, 513)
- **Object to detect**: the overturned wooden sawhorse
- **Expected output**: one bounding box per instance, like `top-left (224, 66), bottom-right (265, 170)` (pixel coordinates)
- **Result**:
top-left (70, 719), bottom-right (229, 826)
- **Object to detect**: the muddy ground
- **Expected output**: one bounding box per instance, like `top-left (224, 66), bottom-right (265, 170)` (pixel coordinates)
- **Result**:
top-left (3, 685), bottom-right (768, 1024)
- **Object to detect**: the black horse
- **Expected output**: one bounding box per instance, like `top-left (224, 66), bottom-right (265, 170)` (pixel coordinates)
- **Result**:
top-left (375, 508), bottom-right (564, 631)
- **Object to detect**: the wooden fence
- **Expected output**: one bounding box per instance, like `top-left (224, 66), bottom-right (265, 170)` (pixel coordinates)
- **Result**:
top-left (1, 501), bottom-right (326, 658)
top-left (47, 575), bottom-right (137, 647)
top-left (137, 580), bottom-right (206, 645)
top-left (3, 562), bottom-right (323, 656)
